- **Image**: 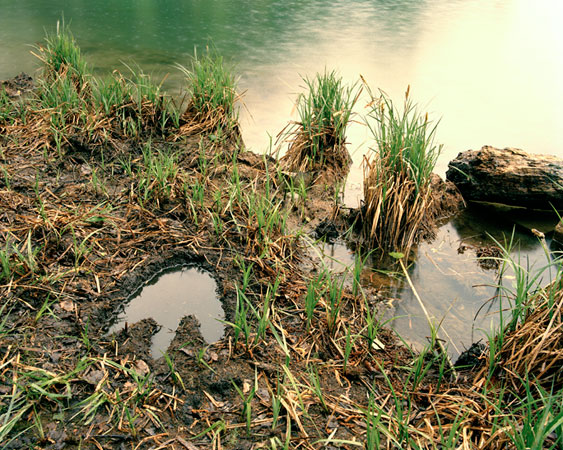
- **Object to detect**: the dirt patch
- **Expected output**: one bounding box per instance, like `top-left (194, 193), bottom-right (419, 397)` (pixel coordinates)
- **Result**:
top-left (1, 72), bottom-right (34, 98)
top-left (457, 242), bottom-right (503, 270)
top-left (429, 173), bottom-right (466, 222)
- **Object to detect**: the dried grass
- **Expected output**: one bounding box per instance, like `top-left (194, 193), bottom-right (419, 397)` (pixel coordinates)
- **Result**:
top-left (479, 277), bottom-right (563, 393)
top-left (361, 87), bottom-right (441, 256)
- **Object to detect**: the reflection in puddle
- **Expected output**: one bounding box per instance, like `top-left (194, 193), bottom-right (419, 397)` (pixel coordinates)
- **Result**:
top-left (375, 208), bottom-right (560, 359)
top-left (110, 266), bottom-right (224, 356)
top-left (316, 240), bottom-right (355, 273)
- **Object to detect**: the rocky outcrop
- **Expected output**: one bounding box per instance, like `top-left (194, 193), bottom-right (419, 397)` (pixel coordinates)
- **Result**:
top-left (446, 146), bottom-right (563, 210)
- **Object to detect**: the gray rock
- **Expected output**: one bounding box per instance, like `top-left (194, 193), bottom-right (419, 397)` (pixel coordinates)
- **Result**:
top-left (446, 146), bottom-right (563, 210)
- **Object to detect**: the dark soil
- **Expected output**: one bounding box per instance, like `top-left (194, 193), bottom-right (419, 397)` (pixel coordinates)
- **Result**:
top-left (0, 72), bottom-right (482, 449)
top-left (1, 72), bottom-right (34, 98)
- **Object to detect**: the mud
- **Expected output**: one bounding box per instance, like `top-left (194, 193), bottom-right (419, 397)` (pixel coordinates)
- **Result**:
top-left (0, 71), bottom-right (482, 449)
top-left (1, 72), bottom-right (34, 98)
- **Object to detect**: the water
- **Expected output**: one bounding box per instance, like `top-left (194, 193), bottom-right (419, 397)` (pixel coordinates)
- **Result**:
top-left (376, 208), bottom-right (560, 358)
top-left (312, 206), bottom-right (560, 359)
top-left (109, 266), bottom-right (224, 356)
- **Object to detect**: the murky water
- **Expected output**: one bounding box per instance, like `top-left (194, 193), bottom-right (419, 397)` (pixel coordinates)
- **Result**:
top-left (313, 206), bottom-right (560, 359)
top-left (109, 266), bottom-right (224, 356)
top-left (373, 208), bottom-right (559, 358)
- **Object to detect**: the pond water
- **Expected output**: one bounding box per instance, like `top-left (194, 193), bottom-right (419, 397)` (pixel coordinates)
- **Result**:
top-left (3, 0), bottom-right (562, 353)
top-left (386, 208), bottom-right (560, 359)
top-left (108, 266), bottom-right (224, 356)
top-left (319, 207), bottom-right (560, 359)
top-left (1, 0), bottom-right (562, 187)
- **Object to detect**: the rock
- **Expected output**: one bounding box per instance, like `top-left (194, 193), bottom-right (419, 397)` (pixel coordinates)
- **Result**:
top-left (554, 220), bottom-right (563, 245)
top-left (446, 146), bottom-right (563, 210)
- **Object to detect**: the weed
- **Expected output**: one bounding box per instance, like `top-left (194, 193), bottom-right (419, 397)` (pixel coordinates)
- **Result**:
top-left (163, 352), bottom-right (185, 389)
top-left (135, 141), bottom-right (179, 207)
top-left (177, 47), bottom-right (238, 134)
top-left (326, 274), bottom-right (344, 335)
top-left (232, 372), bottom-right (257, 435)
top-left (280, 70), bottom-right (358, 177)
top-left (304, 272), bottom-right (324, 330)
top-left (37, 20), bottom-right (90, 87)
top-left (307, 364), bottom-right (328, 413)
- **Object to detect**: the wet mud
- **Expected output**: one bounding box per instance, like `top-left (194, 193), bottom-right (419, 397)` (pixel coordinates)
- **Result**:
top-left (2, 71), bottom-right (552, 449)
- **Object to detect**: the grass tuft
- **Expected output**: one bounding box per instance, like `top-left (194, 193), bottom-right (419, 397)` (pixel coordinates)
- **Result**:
top-left (177, 48), bottom-right (239, 135)
top-left (37, 20), bottom-right (90, 89)
top-left (280, 70), bottom-right (358, 179)
top-left (362, 85), bottom-right (442, 255)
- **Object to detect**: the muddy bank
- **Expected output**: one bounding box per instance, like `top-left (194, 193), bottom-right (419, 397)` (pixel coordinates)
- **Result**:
top-left (1, 68), bottom-right (424, 448)
top-left (4, 62), bottom-right (558, 450)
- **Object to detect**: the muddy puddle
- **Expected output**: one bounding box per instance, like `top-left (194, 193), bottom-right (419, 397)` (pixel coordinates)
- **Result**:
top-left (317, 206), bottom-right (561, 359)
top-left (109, 266), bottom-right (224, 356)
top-left (316, 240), bottom-right (355, 273)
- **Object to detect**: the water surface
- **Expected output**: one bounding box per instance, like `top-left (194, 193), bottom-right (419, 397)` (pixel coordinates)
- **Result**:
top-left (1, 0), bottom-right (562, 197)
top-left (377, 208), bottom-right (560, 358)
top-left (109, 266), bottom-right (224, 356)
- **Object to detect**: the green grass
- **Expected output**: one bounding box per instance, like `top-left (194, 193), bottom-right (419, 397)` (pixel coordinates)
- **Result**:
top-left (362, 86), bottom-right (442, 255)
top-left (177, 48), bottom-right (238, 133)
top-left (2, 22), bottom-right (184, 156)
top-left (281, 70), bottom-right (358, 175)
top-left (0, 90), bottom-right (17, 124)
top-left (134, 141), bottom-right (180, 207)
top-left (299, 71), bottom-right (354, 148)
top-left (38, 20), bottom-right (90, 87)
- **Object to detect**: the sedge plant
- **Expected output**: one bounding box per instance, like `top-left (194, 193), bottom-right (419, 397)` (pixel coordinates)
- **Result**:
top-left (362, 85), bottom-right (442, 256)
top-left (280, 70), bottom-right (358, 178)
top-left (177, 48), bottom-right (238, 134)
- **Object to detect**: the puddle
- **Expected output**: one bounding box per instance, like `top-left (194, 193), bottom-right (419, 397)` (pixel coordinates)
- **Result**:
top-left (370, 208), bottom-right (561, 359)
top-left (316, 240), bottom-right (355, 273)
top-left (109, 266), bottom-right (224, 356)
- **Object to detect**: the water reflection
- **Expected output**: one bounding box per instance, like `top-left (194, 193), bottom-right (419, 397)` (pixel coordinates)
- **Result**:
top-left (109, 266), bottom-right (224, 356)
top-left (382, 208), bottom-right (559, 359)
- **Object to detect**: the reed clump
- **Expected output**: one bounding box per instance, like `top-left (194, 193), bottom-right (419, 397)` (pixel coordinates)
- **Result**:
top-left (36, 21), bottom-right (90, 89)
top-left (362, 86), bottom-right (442, 255)
top-left (280, 71), bottom-right (358, 180)
top-left (177, 49), bottom-right (239, 136)
top-left (481, 271), bottom-right (563, 394)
